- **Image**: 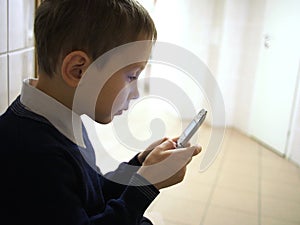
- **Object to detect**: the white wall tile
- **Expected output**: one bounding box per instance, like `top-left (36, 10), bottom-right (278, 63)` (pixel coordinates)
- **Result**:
top-left (8, 0), bottom-right (34, 51)
top-left (0, 0), bottom-right (7, 53)
top-left (8, 48), bottom-right (34, 104)
top-left (0, 54), bottom-right (8, 114)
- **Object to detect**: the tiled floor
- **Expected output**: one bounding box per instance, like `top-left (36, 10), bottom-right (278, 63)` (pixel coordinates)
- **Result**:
top-left (90, 108), bottom-right (300, 225)
top-left (143, 127), bottom-right (300, 225)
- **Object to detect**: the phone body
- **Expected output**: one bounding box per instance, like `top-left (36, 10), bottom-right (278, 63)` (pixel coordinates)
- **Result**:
top-left (176, 109), bottom-right (207, 148)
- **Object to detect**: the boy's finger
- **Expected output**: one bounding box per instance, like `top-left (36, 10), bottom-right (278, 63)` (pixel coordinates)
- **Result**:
top-left (172, 137), bottom-right (180, 142)
top-left (158, 138), bottom-right (177, 150)
top-left (167, 145), bottom-right (202, 158)
top-left (145, 137), bottom-right (169, 151)
top-left (172, 137), bottom-right (191, 147)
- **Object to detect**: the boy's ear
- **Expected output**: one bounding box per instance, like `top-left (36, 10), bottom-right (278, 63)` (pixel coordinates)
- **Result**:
top-left (61, 51), bottom-right (92, 88)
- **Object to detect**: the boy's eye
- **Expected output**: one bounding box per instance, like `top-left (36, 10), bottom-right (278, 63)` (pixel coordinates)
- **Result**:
top-left (127, 69), bottom-right (142, 82)
top-left (128, 75), bottom-right (138, 82)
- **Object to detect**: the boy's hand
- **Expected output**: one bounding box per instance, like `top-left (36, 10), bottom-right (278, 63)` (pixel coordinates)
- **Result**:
top-left (137, 137), bottom-right (191, 164)
top-left (137, 139), bottom-right (201, 190)
top-left (137, 137), bottom-right (169, 164)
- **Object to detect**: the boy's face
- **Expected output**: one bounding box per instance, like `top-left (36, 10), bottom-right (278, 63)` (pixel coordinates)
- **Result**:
top-left (95, 62), bottom-right (147, 124)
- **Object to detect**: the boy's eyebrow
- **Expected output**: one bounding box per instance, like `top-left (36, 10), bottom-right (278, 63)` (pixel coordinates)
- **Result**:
top-left (139, 65), bottom-right (146, 70)
top-left (126, 63), bottom-right (147, 71)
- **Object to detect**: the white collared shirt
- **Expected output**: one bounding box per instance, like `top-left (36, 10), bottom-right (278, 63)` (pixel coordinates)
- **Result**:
top-left (20, 78), bottom-right (86, 148)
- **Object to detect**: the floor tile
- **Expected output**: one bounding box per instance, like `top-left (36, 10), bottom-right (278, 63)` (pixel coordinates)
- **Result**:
top-left (261, 217), bottom-right (300, 225)
top-left (261, 179), bottom-right (300, 203)
top-left (216, 170), bottom-right (259, 193)
top-left (184, 165), bottom-right (219, 186)
top-left (159, 181), bottom-right (213, 204)
top-left (261, 196), bottom-right (300, 223)
top-left (220, 158), bottom-right (260, 179)
top-left (261, 147), bottom-right (300, 179)
top-left (144, 212), bottom-right (195, 225)
top-left (148, 194), bottom-right (205, 225)
top-left (210, 186), bottom-right (259, 215)
top-left (203, 205), bottom-right (258, 225)
top-left (261, 162), bottom-right (300, 186)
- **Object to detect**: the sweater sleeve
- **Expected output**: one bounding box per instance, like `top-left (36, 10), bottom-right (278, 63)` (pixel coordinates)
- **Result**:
top-left (10, 151), bottom-right (158, 225)
top-left (101, 154), bottom-right (147, 201)
top-left (91, 173), bottom-right (159, 224)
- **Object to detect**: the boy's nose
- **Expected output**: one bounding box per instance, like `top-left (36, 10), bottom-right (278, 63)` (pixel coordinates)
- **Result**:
top-left (129, 82), bottom-right (140, 100)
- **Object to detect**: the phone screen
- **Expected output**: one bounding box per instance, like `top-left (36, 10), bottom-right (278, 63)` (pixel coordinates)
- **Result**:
top-left (177, 109), bottom-right (207, 148)
top-left (182, 121), bottom-right (196, 138)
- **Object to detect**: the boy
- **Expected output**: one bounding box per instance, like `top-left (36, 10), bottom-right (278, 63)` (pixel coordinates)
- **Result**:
top-left (0, 0), bottom-right (201, 224)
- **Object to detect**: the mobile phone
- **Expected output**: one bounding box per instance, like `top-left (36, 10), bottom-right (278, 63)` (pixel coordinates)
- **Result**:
top-left (176, 109), bottom-right (207, 148)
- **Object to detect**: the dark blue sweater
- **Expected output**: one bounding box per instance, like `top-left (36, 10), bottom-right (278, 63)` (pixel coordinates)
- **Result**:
top-left (0, 97), bottom-right (159, 225)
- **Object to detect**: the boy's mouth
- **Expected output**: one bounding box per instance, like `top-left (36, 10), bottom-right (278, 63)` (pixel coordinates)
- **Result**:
top-left (116, 107), bottom-right (128, 115)
top-left (116, 110), bottom-right (123, 115)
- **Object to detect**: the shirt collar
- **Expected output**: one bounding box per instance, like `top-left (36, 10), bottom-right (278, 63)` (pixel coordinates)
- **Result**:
top-left (20, 78), bottom-right (86, 148)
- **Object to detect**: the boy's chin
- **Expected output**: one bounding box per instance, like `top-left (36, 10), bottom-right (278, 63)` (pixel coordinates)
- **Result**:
top-left (94, 115), bottom-right (112, 124)
top-left (95, 113), bottom-right (119, 124)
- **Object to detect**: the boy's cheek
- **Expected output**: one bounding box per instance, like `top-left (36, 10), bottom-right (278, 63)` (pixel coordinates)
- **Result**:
top-left (94, 108), bottom-right (113, 124)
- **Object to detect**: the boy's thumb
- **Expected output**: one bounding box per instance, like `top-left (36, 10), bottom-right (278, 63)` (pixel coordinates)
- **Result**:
top-left (191, 145), bottom-right (202, 156)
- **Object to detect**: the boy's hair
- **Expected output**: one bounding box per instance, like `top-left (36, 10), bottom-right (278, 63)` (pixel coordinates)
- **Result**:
top-left (34, 0), bottom-right (157, 77)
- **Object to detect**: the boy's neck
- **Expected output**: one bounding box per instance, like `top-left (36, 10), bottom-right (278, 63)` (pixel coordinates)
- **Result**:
top-left (35, 75), bottom-right (75, 111)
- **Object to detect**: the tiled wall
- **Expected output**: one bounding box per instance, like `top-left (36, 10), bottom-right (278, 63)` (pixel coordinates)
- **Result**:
top-left (0, 0), bottom-right (35, 114)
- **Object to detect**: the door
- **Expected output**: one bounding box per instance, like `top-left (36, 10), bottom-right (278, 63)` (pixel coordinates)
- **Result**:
top-left (250, 0), bottom-right (300, 155)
